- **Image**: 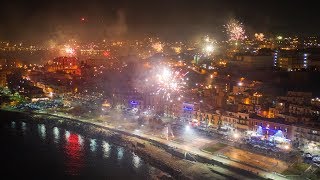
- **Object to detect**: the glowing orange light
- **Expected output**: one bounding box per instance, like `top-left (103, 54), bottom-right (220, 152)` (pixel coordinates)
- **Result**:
top-left (103, 51), bottom-right (110, 57)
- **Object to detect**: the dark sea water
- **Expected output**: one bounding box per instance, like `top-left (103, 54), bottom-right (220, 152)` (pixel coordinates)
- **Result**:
top-left (0, 119), bottom-right (165, 179)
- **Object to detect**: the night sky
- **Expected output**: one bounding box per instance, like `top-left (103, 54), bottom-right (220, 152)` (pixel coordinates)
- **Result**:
top-left (0, 0), bottom-right (319, 42)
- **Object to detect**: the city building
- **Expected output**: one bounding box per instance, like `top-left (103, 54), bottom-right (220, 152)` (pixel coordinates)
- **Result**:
top-left (0, 69), bottom-right (11, 87)
top-left (233, 54), bottom-right (273, 69)
top-left (272, 91), bottom-right (319, 123)
top-left (249, 115), bottom-right (293, 141)
top-left (311, 97), bottom-right (320, 107)
top-left (194, 111), bottom-right (219, 128)
top-left (220, 111), bottom-right (250, 132)
top-left (292, 125), bottom-right (320, 149)
top-left (277, 91), bottom-right (312, 105)
top-left (180, 102), bottom-right (199, 121)
top-left (237, 103), bottom-right (255, 113)
top-left (273, 50), bottom-right (308, 71)
top-left (304, 48), bottom-right (320, 71)
top-left (46, 57), bottom-right (81, 75)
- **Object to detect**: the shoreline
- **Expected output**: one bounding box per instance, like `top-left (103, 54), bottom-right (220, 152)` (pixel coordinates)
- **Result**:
top-left (1, 109), bottom-right (184, 179)
top-left (1, 109), bottom-right (266, 180)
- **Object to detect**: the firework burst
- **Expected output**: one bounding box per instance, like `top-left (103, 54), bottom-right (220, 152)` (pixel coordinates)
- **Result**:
top-left (225, 19), bottom-right (246, 41)
top-left (152, 42), bottom-right (164, 52)
top-left (142, 66), bottom-right (188, 101)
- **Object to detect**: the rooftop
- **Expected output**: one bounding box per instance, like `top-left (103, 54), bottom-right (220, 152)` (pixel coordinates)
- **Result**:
top-left (249, 114), bottom-right (291, 125)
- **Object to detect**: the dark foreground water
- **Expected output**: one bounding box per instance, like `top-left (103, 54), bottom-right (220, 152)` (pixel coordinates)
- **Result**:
top-left (0, 119), bottom-right (167, 179)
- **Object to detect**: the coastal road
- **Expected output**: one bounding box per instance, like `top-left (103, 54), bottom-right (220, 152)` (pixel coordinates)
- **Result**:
top-left (134, 129), bottom-right (287, 180)
top-left (47, 111), bottom-right (287, 180)
top-left (97, 120), bottom-right (288, 180)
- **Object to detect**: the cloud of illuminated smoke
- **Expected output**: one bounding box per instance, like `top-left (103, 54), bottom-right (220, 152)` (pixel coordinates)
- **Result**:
top-left (104, 9), bottom-right (128, 38)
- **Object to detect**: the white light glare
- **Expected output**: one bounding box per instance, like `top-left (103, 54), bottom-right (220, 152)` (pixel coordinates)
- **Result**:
top-left (185, 125), bottom-right (191, 131)
top-left (205, 45), bottom-right (214, 53)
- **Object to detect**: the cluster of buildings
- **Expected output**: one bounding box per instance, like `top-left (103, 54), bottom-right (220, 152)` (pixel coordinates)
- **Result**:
top-left (1, 35), bottom-right (320, 153)
top-left (231, 35), bottom-right (320, 72)
top-left (232, 48), bottom-right (320, 72)
top-left (189, 90), bottom-right (320, 151)
top-left (104, 55), bottom-right (320, 152)
top-left (108, 63), bottom-right (320, 151)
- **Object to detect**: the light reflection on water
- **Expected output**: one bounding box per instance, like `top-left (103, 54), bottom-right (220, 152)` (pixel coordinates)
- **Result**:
top-left (90, 139), bottom-right (97, 152)
top-left (65, 132), bottom-right (83, 175)
top-left (102, 141), bottom-right (111, 158)
top-left (117, 147), bottom-right (124, 161)
top-left (21, 122), bottom-right (26, 134)
top-left (53, 127), bottom-right (60, 143)
top-left (132, 152), bottom-right (141, 169)
top-left (38, 124), bottom-right (46, 140)
top-left (3, 120), bottom-right (167, 179)
top-left (11, 121), bottom-right (16, 129)
top-left (65, 130), bottom-right (70, 140)
top-left (78, 135), bottom-right (84, 146)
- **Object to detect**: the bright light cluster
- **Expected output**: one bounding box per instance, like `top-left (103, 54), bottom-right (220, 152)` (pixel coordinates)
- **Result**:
top-left (225, 19), bottom-right (246, 41)
top-left (255, 33), bottom-right (265, 41)
top-left (202, 35), bottom-right (215, 56)
top-left (144, 66), bottom-right (188, 101)
top-left (152, 42), bottom-right (164, 52)
top-left (156, 68), bottom-right (180, 92)
top-left (204, 44), bottom-right (214, 55)
top-left (172, 46), bottom-right (181, 54)
top-left (64, 45), bottom-right (76, 56)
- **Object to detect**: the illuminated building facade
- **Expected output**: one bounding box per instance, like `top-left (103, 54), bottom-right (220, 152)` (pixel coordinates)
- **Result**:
top-left (273, 50), bottom-right (308, 71)
top-left (195, 111), bottom-right (220, 127)
top-left (180, 102), bottom-right (199, 121)
top-left (234, 54), bottom-right (273, 69)
top-left (249, 115), bottom-right (293, 141)
top-left (47, 57), bottom-right (81, 75)
top-left (220, 111), bottom-right (250, 132)
top-left (292, 125), bottom-right (320, 148)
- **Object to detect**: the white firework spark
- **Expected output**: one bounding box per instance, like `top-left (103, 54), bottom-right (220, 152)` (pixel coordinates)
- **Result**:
top-left (225, 19), bottom-right (246, 41)
top-left (143, 66), bottom-right (188, 101)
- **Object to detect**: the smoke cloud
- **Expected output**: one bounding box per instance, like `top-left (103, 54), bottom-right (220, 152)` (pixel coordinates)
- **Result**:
top-left (104, 9), bottom-right (128, 38)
